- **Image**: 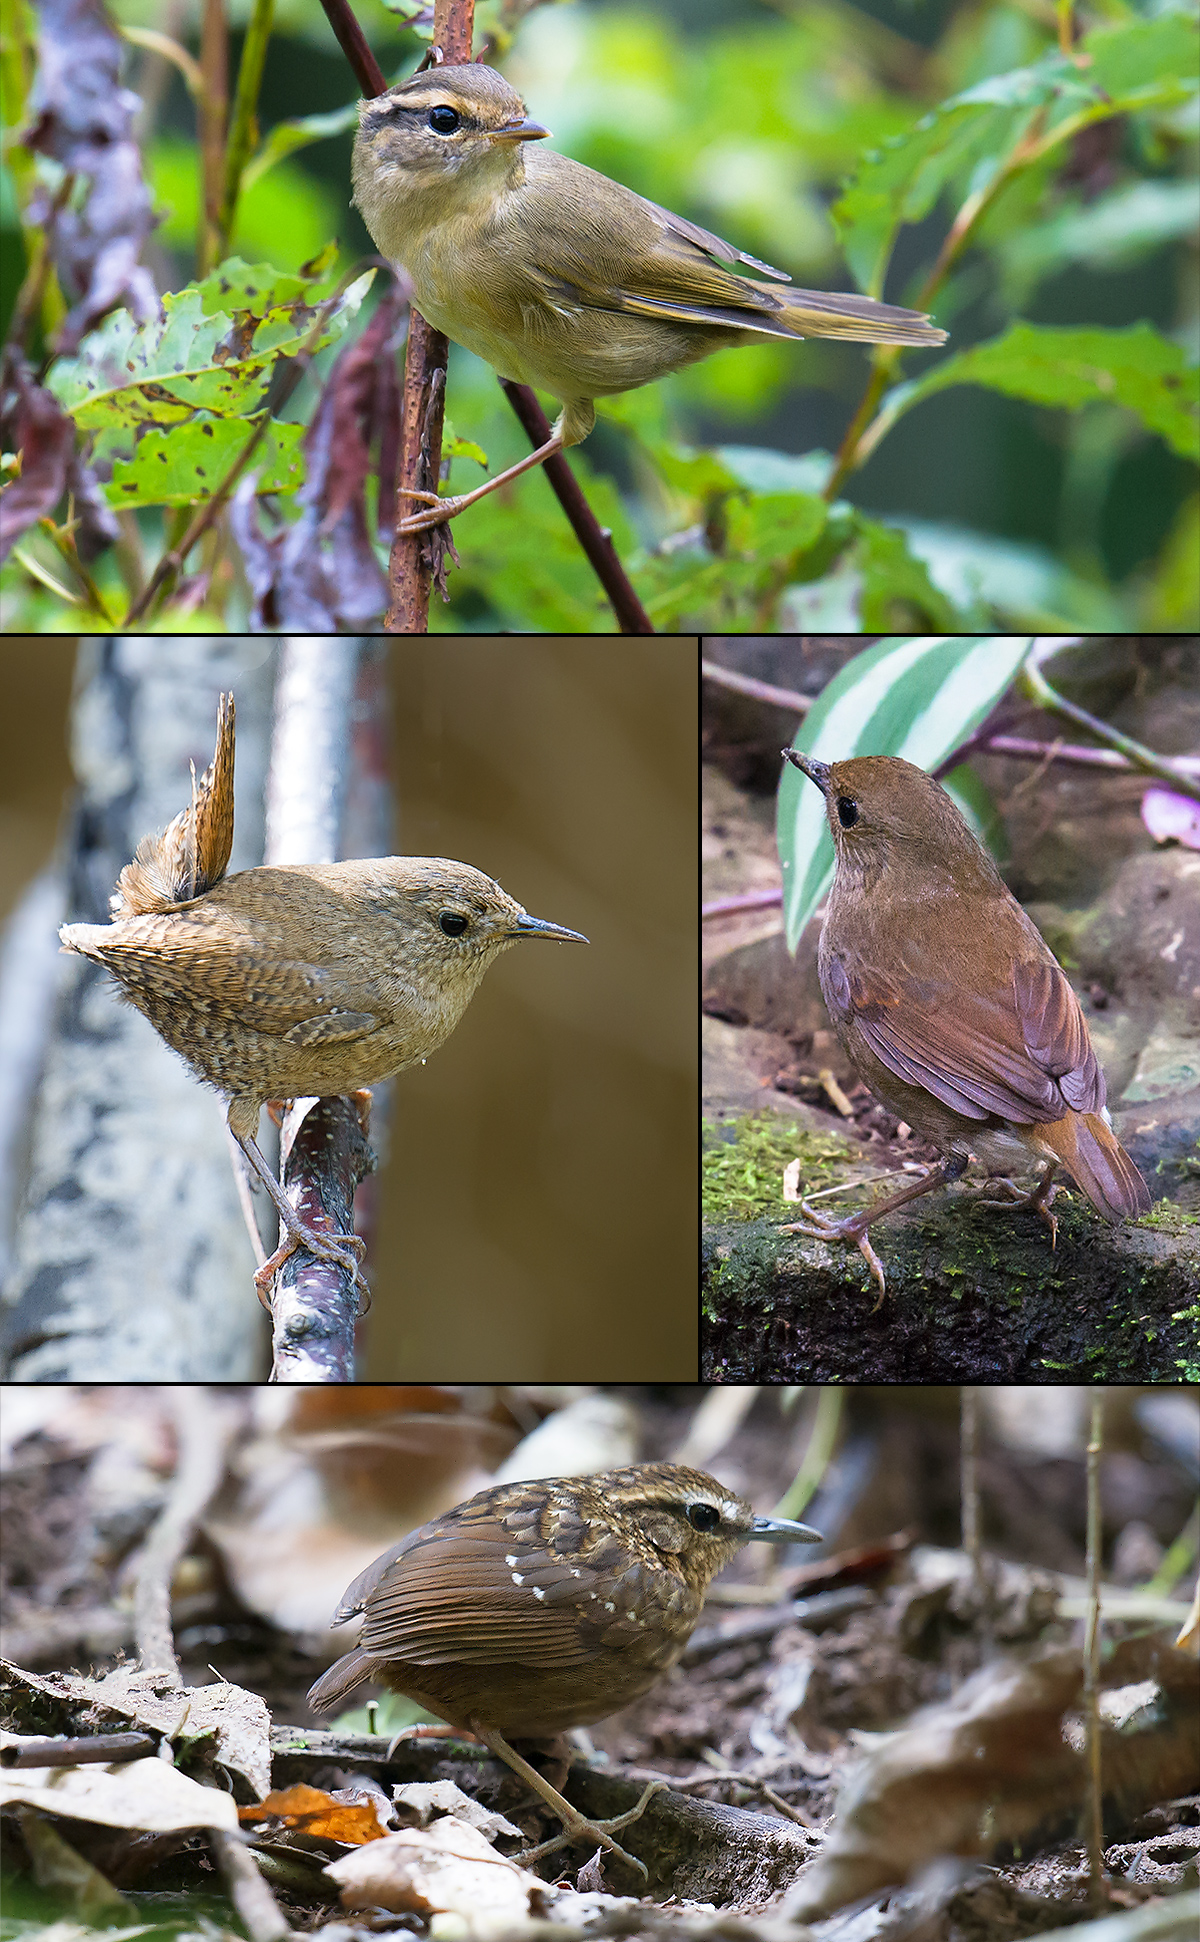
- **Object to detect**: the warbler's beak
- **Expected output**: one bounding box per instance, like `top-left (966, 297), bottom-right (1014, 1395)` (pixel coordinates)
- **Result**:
top-left (782, 748), bottom-right (831, 793)
top-left (512, 912), bottom-right (589, 944)
top-left (749, 1514), bottom-right (823, 1543)
top-left (489, 117), bottom-right (551, 143)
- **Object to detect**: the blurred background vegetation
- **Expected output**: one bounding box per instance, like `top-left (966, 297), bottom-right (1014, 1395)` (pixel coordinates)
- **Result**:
top-left (2, 0), bottom-right (1197, 632)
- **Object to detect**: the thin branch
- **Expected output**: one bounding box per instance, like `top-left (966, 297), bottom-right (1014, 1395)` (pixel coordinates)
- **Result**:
top-left (1022, 656), bottom-right (1200, 803)
top-left (702, 659), bottom-right (813, 713)
top-left (1083, 1396), bottom-right (1106, 1911)
top-left (258, 639), bottom-right (387, 1382)
top-left (498, 381), bottom-right (653, 634)
top-left (217, 0), bottom-right (275, 260)
top-left (133, 1389), bottom-right (240, 1678)
top-left (383, 0), bottom-right (473, 632)
top-left (702, 656), bottom-right (1200, 791)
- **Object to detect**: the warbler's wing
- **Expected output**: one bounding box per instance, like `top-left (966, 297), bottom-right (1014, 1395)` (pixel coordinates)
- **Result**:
top-left (826, 944), bottom-right (1104, 1125)
top-left (520, 150), bottom-right (944, 346)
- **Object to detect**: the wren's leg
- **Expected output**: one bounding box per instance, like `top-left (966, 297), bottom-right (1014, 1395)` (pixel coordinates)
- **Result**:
top-left (396, 433), bottom-right (564, 534)
top-left (471, 1721), bottom-right (663, 1880)
top-left (234, 1129), bottom-right (369, 1313)
top-left (781, 1153), bottom-right (969, 1312)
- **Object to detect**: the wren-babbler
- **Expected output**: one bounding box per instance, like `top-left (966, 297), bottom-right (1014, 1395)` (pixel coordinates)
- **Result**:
top-left (59, 695), bottom-right (587, 1303)
top-left (780, 749), bottom-right (1150, 1303)
top-left (307, 1461), bottom-right (821, 1873)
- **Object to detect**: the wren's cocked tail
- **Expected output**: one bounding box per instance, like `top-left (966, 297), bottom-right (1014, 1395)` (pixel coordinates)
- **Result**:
top-left (59, 695), bottom-right (587, 1312)
top-left (307, 1461), bottom-right (821, 1877)
top-left (779, 747), bottom-right (1151, 1306)
top-left (351, 63), bottom-right (946, 537)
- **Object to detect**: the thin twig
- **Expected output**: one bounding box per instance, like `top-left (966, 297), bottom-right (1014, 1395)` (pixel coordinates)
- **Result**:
top-left (259, 639), bottom-right (381, 1382)
top-left (385, 0), bottom-right (473, 632)
top-left (1083, 1396), bottom-right (1106, 1911)
top-left (498, 380), bottom-right (653, 634)
top-left (701, 889), bottom-right (783, 919)
top-left (1023, 656), bottom-right (1200, 803)
top-left (133, 1388), bottom-right (240, 1677)
top-left (702, 659), bottom-right (812, 713)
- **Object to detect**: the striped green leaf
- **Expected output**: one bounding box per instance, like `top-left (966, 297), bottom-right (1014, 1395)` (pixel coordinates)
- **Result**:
top-left (778, 635), bottom-right (1036, 951)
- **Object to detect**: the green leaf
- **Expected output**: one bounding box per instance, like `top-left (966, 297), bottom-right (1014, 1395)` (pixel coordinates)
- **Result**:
top-left (777, 636), bottom-right (1036, 949)
top-left (869, 322), bottom-right (1200, 463)
top-left (241, 103), bottom-right (361, 193)
top-left (635, 490), bottom-right (828, 628)
top-left (107, 417), bottom-right (304, 507)
top-left (833, 15), bottom-right (1197, 296)
top-left (46, 265), bottom-right (373, 431)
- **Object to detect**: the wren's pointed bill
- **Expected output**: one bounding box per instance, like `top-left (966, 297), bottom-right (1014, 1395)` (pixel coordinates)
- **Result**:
top-left (780, 749), bottom-right (1151, 1304)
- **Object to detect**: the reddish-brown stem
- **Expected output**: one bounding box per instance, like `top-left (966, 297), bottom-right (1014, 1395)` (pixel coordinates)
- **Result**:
top-left (197, 0), bottom-right (228, 276)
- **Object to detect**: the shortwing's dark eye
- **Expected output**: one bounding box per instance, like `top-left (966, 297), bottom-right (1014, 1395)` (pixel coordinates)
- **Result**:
top-left (428, 106), bottom-right (461, 134)
top-left (439, 911), bottom-right (469, 937)
top-left (837, 796), bottom-right (859, 828)
top-left (687, 1502), bottom-right (721, 1533)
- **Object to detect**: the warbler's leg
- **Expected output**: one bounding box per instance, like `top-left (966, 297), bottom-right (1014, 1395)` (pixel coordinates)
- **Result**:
top-left (780, 1154), bottom-right (969, 1312)
top-left (235, 1128), bottom-right (369, 1313)
top-left (971, 1164), bottom-right (1061, 1248)
top-left (470, 1720), bottom-right (662, 1880)
top-left (396, 433), bottom-right (564, 534)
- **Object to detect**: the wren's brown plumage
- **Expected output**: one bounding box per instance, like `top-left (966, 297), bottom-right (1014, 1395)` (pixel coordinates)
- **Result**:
top-left (307, 1462), bottom-right (821, 1873)
top-left (780, 750), bottom-right (1151, 1304)
top-left (58, 695), bottom-right (586, 1305)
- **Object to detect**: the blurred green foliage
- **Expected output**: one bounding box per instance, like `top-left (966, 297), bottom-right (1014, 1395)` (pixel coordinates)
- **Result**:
top-left (2, 0), bottom-right (1197, 631)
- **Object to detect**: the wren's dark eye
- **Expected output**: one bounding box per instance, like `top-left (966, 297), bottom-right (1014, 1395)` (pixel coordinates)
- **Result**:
top-left (836, 796), bottom-right (859, 829)
top-left (687, 1502), bottom-right (721, 1533)
top-left (428, 106), bottom-right (460, 134)
top-left (438, 911), bottom-right (469, 937)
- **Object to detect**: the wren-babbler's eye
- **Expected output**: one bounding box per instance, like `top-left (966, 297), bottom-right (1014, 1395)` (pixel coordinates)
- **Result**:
top-left (439, 911), bottom-right (469, 937)
top-left (687, 1502), bottom-right (721, 1533)
top-left (428, 106), bottom-right (461, 134)
top-left (837, 796), bottom-right (859, 829)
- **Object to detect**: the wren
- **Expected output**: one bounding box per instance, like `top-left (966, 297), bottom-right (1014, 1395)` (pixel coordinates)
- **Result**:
top-left (780, 749), bottom-right (1150, 1304)
top-left (307, 1461), bottom-right (821, 1874)
top-left (59, 695), bottom-right (587, 1304)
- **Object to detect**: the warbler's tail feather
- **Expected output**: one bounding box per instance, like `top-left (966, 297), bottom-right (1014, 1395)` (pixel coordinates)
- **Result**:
top-left (1040, 1112), bottom-right (1151, 1221)
top-left (777, 287), bottom-right (947, 346)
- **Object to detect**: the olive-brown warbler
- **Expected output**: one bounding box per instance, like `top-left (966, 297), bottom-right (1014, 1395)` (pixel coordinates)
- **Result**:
top-left (352, 64), bottom-right (947, 534)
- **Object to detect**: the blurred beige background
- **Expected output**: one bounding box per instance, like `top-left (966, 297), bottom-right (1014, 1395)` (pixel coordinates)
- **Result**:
top-left (0, 639), bottom-right (698, 1381)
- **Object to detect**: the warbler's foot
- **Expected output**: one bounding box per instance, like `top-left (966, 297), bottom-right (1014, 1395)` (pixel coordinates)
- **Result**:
top-left (396, 487), bottom-right (471, 533)
top-left (254, 1218), bottom-right (369, 1313)
top-left (970, 1173), bottom-right (1060, 1248)
top-left (514, 1780), bottom-right (665, 1878)
top-left (780, 1202), bottom-right (888, 1311)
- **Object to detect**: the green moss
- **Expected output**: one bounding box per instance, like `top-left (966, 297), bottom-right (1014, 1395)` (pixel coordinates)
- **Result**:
top-left (1136, 1200), bottom-right (1198, 1232)
top-left (702, 1113), bottom-right (857, 1224)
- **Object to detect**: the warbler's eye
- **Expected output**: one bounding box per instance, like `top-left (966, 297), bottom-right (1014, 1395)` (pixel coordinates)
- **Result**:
top-left (428, 106), bottom-right (460, 134)
top-left (837, 796), bottom-right (859, 829)
top-left (438, 911), bottom-right (469, 937)
top-left (687, 1503), bottom-right (721, 1533)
